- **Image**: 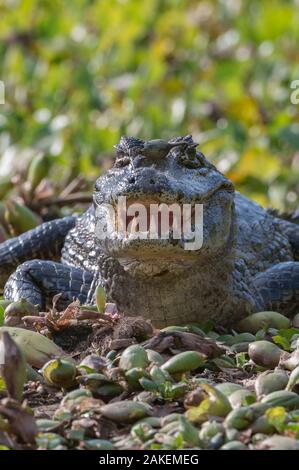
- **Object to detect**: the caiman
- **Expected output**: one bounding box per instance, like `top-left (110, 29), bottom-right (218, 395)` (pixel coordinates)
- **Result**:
top-left (0, 135), bottom-right (298, 327)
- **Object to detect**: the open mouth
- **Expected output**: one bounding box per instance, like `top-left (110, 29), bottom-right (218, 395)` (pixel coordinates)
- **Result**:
top-left (112, 198), bottom-right (196, 237)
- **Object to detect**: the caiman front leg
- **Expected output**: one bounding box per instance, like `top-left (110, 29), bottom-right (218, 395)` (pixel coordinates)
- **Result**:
top-left (0, 216), bottom-right (76, 289)
top-left (4, 260), bottom-right (97, 310)
top-left (252, 261), bottom-right (299, 316)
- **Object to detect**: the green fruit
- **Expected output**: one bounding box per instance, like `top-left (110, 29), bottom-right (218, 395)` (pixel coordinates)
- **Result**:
top-left (248, 341), bottom-right (282, 368)
top-left (259, 435), bottom-right (299, 450)
top-left (0, 326), bottom-right (67, 368)
top-left (95, 286), bottom-right (106, 313)
top-left (42, 358), bottom-right (77, 389)
top-left (215, 382), bottom-right (243, 397)
top-left (4, 299), bottom-right (38, 326)
top-left (225, 407), bottom-right (255, 430)
top-left (161, 351), bottom-right (206, 374)
top-left (100, 401), bottom-right (153, 423)
top-left (286, 365), bottom-right (299, 391)
top-left (229, 389), bottom-right (256, 408)
top-left (292, 313), bottom-right (299, 328)
top-left (61, 389), bottom-right (92, 405)
top-left (125, 367), bottom-right (146, 388)
top-left (261, 390), bottom-right (299, 409)
top-left (255, 371), bottom-right (288, 397)
top-left (0, 331), bottom-right (26, 401)
top-left (119, 345), bottom-right (149, 371)
top-left (226, 333), bottom-right (256, 345)
top-left (220, 441), bottom-right (248, 450)
top-left (27, 153), bottom-right (51, 193)
top-left (4, 200), bottom-right (41, 235)
top-left (0, 177), bottom-right (13, 200)
top-left (146, 349), bottom-right (164, 366)
top-left (84, 439), bottom-right (114, 450)
top-left (237, 311), bottom-right (291, 334)
top-left (95, 384), bottom-right (123, 398)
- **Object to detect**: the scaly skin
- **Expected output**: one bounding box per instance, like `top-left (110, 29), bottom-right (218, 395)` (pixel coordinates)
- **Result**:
top-left (0, 135), bottom-right (298, 327)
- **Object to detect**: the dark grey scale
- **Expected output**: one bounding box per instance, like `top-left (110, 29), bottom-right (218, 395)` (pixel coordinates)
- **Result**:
top-left (252, 261), bottom-right (299, 316)
top-left (0, 216), bottom-right (76, 288)
top-left (4, 259), bottom-right (94, 310)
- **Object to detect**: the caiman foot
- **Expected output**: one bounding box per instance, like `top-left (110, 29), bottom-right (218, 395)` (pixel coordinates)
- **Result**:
top-left (3, 259), bottom-right (95, 310)
top-left (252, 261), bottom-right (299, 316)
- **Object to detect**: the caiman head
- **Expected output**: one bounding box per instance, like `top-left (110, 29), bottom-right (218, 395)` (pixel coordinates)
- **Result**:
top-left (93, 135), bottom-right (235, 279)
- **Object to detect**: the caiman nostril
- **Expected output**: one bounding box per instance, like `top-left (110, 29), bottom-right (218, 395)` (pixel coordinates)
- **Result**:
top-left (149, 179), bottom-right (155, 185)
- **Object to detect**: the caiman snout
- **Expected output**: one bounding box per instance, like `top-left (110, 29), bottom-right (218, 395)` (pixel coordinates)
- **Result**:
top-left (122, 167), bottom-right (172, 198)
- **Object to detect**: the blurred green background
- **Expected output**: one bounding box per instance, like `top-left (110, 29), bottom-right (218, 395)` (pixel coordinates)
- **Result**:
top-left (0, 0), bottom-right (299, 213)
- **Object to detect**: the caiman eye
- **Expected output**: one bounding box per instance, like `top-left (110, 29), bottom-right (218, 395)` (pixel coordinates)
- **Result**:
top-left (178, 152), bottom-right (204, 169)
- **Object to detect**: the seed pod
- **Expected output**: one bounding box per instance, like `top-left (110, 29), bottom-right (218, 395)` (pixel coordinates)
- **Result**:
top-left (161, 326), bottom-right (189, 333)
top-left (226, 333), bottom-right (256, 346)
top-left (77, 373), bottom-right (110, 392)
top-left (100, 400), bottom-right (153, 423)
top-left (36, 419), bottom-right (62, 433)
top-left (258, 435), bottom-right (299, 450)
top-left (0, 177), bottom-right (13, 200)
top-left (220, 441), bottom-right (248, 450)
top-left (229, 389), bottom-right (256, 408)
top-left (135, 417), bottom-right (161, 428)
top-left (230, 342), bottom-right (251, 353)
top-left (146, 349), bottom-right (164, 366)
top-left (0, 331), bottom-right (26, 401)
top-left (225, 407), bottom-right (255, 430)
top-left (292, 313), bottom-right (299, 328)
top-left (36, 432), bottom-right (67, 450)
top-left (95, 384), bottom-right (123, 398)
top-left (0, 326), bottom-right (67, 367)
top-left (150, 365), bottom-right (172, 385)
top-left (137, 378), bottom-right (155, 392)
top-left (131, 422), bottom-right (155, 442)
top-left (261, 390), bottom-right (299, 409)
top-left (84, 439), bottom-right (115, 450)
top-left (186, 384), bottom-right (231, 423)
top-left (27, 153), bottom-right (51, 194)
top-left (169, 382), bottom-right (188, 399)
top-left (61, 389), bottom-right (92, 405)
top-left (125, 367), bottom-right (147, 388)
top-left (0, 300), bottom-right (11, 310)
top-left (199, 421), bottom-right (224, 445)
top-left (248, 341), bottom-right (282, 368)
top-left (255, 371), bottom-right (289, 397)
top-left (178, 415), bottom-right (201, 447)
top-left (161, 350), bottom-right (206, 374)
top-left (26, 364), bottom-right (44, 382)
top-left (237, 311), bottom-right (290, 334)
top-left (251, 416), bottom-right (275, 435)
top-left (78, 354), bottom-right (107, 374)
top-left (4, 299), bottom-right (38, 326)
top-left (4, 200), bottom-right (41, 236)
top-left (119, 345), bottom-right (149, 371)
top-left (280, 349), bottom-right (299, 371)
top-left (95, 286), bottom-right (106, 313)
top-left (215, 382), bottom-right (243, 397)
top-left (42, 358), bottom-right (77, 389)
top-left (286, 365), bottom-right (299, 391)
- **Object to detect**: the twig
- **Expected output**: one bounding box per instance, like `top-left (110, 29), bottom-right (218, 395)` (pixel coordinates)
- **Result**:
top-left (30, 192), bottom-right (92, 209)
